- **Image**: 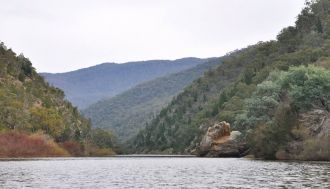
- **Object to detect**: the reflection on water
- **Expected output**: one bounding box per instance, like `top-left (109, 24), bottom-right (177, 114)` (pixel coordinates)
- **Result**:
top-left (0, 157), bottom-right (328, 188)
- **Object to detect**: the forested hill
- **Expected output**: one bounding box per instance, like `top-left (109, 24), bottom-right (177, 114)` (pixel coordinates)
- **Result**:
top-left (131, 0), bottom-right (330, 160)
top-left (0, 43), bottom-right (115, 157)
top-left (42, 58), bottom-right (206, 108)
top-left (83, 57), bottom-right (221, 141)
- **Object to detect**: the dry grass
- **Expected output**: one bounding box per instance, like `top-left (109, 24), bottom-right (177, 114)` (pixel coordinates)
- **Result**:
top-left (60, 140), bottom-right (85, 156)
top-left (0, 131), bottom-right (69, 157)
top-left (89, 148), bottom-right (115, 156)
top-left (299, 136), bottom-right (330, 161)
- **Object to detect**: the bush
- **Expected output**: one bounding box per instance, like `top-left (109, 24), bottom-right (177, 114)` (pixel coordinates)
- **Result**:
top-left (300, 136), bottom-right (329, 161)
top-left (60, 140), bottom-right (84, 156)
top-left (0, 131), bottom-right (69, 157)
top-left (286, 66), bottom-right (330, 111)
top-left (248, 103), bottom-right (297, 159)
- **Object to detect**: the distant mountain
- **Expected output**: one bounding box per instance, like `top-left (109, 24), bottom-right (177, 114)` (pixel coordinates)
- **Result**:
top-left (42, 58), bottom-right (206, 108)
top-left (83, 58), bottom-right (221, 141)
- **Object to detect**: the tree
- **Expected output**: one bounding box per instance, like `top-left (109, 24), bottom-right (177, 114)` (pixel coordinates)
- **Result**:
top-left (91, 129), bottom-right (114, 148)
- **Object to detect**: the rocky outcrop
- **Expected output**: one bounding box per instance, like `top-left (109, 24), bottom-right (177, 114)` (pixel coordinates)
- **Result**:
top-left (198, 121), bottom-right (248, 157)
top-left (299, 109), bottom-right (329, 139)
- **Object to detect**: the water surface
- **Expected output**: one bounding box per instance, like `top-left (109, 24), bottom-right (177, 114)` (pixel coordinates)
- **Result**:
top-left (0, 157), bottom-right (328, 188)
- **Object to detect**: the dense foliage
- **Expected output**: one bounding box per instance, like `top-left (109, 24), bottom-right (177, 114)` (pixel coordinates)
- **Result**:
top-left (83, 58), bottom-right (221, 141)
top-left (241, 66), bottom-right (329, 159)
top-left (42, 58), bottom-right (206, 108)
top-left (131, 0), bottom-right (330, 157)
top-left (0, 43), bottom-right (114, 156)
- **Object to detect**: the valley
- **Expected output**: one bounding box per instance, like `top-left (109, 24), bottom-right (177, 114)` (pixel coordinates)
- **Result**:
top-left (0, 0), bottom-right (329, 161)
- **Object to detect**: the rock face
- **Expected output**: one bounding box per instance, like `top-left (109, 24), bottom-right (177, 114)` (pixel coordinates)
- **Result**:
top-left (198, 121), bottom-right (248, 157)
top-left (299, 109), bottom-right (329, 139)
top-left (276, 109), bottom-right (329, 160)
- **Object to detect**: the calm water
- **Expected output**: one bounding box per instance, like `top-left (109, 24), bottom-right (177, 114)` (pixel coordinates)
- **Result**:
top-left (0, 157), bottom-right (328, 189)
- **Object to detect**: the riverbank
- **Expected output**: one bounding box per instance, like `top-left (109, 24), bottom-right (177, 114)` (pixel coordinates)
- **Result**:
top-left (0, 132), bottom-right (115, 158)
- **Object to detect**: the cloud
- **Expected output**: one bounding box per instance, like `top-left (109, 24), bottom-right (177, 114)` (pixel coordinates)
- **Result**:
top-left (0, 0), bottom-right (305, 73)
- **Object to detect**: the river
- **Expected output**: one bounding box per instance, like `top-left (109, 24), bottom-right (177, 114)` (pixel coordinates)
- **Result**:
top-left (0, 157), bottom-right (328, 188)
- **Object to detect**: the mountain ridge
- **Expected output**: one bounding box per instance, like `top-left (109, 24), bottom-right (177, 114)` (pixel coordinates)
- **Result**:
top-left (83, 57), bottom-right (221, 141)
top-left (42, 57), bottom-right (207, 108)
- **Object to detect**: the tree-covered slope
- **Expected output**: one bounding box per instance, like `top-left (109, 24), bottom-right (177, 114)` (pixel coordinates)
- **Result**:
top-left (42, 58), bottom-right (206, 108)
top-left (131, 45), bottom-right (262, 153)
top-left (0, 43), bottom-right (115, 157)
top-left (131, 0), bottom-right (330, 158)
top-left (83, 58), bottom-right (221, 141)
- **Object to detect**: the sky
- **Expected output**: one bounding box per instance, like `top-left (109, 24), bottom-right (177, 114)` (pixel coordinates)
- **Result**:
top-left (0, 0), bottom-right (306, 73)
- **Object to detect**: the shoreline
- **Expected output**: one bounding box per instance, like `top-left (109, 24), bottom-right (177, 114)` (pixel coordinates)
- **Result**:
top-left (0, 156), bottom-right (329, 163)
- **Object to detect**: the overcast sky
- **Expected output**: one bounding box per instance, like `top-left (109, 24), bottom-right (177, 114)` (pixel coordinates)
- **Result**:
top-left (0, 0), bottom-right (306, 73)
